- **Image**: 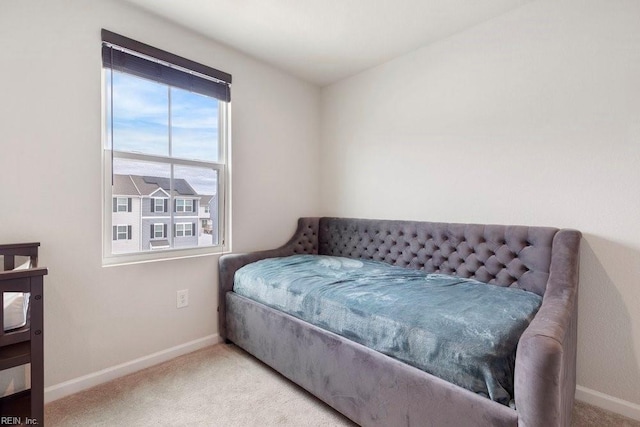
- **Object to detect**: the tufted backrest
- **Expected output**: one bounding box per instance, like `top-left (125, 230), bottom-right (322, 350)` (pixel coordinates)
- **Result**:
top-left (318, 217), bottom-right (558, 296)
top-left (289, 218), bottom-right (319, 255)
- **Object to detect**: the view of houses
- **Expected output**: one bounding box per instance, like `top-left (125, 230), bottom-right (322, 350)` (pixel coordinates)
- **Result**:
top-left (111, 174), bottom-right (218, 254)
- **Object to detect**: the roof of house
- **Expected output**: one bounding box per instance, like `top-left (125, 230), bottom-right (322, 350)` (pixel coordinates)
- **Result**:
top-left (113, 175), bottom-right (140, 196)
top-left (113, 174), bottom-right (199, 197)
top-left (200, 195), bottom-right (214, 205)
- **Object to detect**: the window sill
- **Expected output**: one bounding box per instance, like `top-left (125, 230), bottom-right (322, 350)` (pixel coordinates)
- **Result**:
top-left (102, 245), bottom-right (229, 267)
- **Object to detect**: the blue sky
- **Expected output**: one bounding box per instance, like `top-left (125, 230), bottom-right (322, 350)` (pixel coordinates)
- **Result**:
top-left (106, 69), bottom-right (220, 195)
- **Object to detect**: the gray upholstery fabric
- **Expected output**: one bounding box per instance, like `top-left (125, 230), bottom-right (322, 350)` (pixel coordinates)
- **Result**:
top-left (514, 230), bottom-right (581, 427)
top-left (318, 217), bottom-right (557, 296)
top-left (218, 217), bottom-right (581, 427)
top-left (227, 292), bottom-right (518, 427)
top-left (218, 218), bottom-right (319, 340)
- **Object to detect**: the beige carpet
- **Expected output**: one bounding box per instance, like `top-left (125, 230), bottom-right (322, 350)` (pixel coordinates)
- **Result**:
top-left (46, 344), bottom-right (640, 427)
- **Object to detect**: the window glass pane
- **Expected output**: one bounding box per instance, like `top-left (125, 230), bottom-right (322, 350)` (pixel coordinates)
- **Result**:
top-left (105, 68), bottom-right (112, 150)
top-left (154, 198), bottom-right (165, 212)
top-left (110, 71), bottom-right (169, 156)
top-left (116, 197), bottom-right (128, 212)
top-left (113, 158), bottom-right (171, 180)
top-left (171, 87), bottom-right (219, 162)
top-left (117, 225), bottom-right (128, 240)
top-left (111, 159), bottom-right (171, 254)
top-left (173, 165), bottom-right (219, 247)
top-left (110, 160), bottom-right (219, 252)
top-left (153, 224), bottom-right (164, 238)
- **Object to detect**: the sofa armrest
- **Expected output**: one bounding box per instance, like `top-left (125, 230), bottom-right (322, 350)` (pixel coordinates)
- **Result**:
top-left (514, 229), bottom-right (581, 427)
top-left (218, 217), bottom-right (319, 340)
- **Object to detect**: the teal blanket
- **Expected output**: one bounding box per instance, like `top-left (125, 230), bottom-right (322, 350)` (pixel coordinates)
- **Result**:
top-left (234, 255), bottom-right (542, 406)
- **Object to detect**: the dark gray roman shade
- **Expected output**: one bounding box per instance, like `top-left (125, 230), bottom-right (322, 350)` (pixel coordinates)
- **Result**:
top-left (101, 29), bottom-right (231, 102)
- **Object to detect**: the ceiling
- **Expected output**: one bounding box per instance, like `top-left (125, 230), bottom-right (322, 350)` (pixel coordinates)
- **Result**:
top-left (120, 0), bottom-right (531, 86)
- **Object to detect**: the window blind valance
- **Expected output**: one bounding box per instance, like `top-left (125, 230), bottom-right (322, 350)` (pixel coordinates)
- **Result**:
top-left (101, 29), bottom-right (231, 102)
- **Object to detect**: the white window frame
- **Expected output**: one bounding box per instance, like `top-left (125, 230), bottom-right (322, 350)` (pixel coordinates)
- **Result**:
top-left (176, 199), bottom-right (193, 213)
top-left (153, 223), bottom-right (165, 239)
top-left (102, 50), bottom-right (230, 265)
top-left (204, 205), bottom-right (210, 214)
top-left (175, 222), bottom-right (194, 238)
top-left (154, 198), bottom-right (166, 213)
top-left (116, 197), bottom-right (128, 212)
top-left (115, 225), bottom-right (129, 241)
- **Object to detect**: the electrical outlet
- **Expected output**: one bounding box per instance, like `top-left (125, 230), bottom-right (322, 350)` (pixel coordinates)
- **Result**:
top-left (177, 289), bottom-right (189, 308)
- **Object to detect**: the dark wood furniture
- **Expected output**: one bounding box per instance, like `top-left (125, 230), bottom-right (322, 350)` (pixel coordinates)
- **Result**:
top-left (0, 243), bottom-right (47, 426)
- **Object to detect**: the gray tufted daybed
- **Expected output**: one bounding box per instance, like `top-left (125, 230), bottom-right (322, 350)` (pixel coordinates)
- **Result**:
top-left (218, 217), bottom-right (581, 427)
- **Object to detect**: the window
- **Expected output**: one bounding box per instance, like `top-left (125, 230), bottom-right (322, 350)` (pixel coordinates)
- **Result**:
top-left (113, 225), bottom-right (132, 240)
top-left (175, 199), bottom-right (194, 213)
top-left (151, 223), bottom-right (167, 239)
top-left (102, 30), bottom-right (231, 262)
top-left (153, 198), bottom-right (166, 213)
top-left (204, 206), bottom-right (210, 214)
top-left (114, 197), bottom-right (131, 213)
top-left (175, 223), bottom-right (194, 238)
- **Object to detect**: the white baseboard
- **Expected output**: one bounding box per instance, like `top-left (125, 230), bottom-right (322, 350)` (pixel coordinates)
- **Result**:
top-left (44, 334), bottom-right (220, 403)
top-left (576, 385), bottom-right (640, 422)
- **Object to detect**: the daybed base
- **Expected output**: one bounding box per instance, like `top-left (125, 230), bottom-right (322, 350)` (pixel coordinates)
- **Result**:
top-left (219, 217), bottom-right (581, 427)
top-left (227, 292), bottom-right (517, 427)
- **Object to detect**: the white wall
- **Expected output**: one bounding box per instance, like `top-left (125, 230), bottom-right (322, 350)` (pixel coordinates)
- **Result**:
top-left (321, 0), bottom-right (640, 412)
top-left (0, 0), bottom-right (319, 390)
